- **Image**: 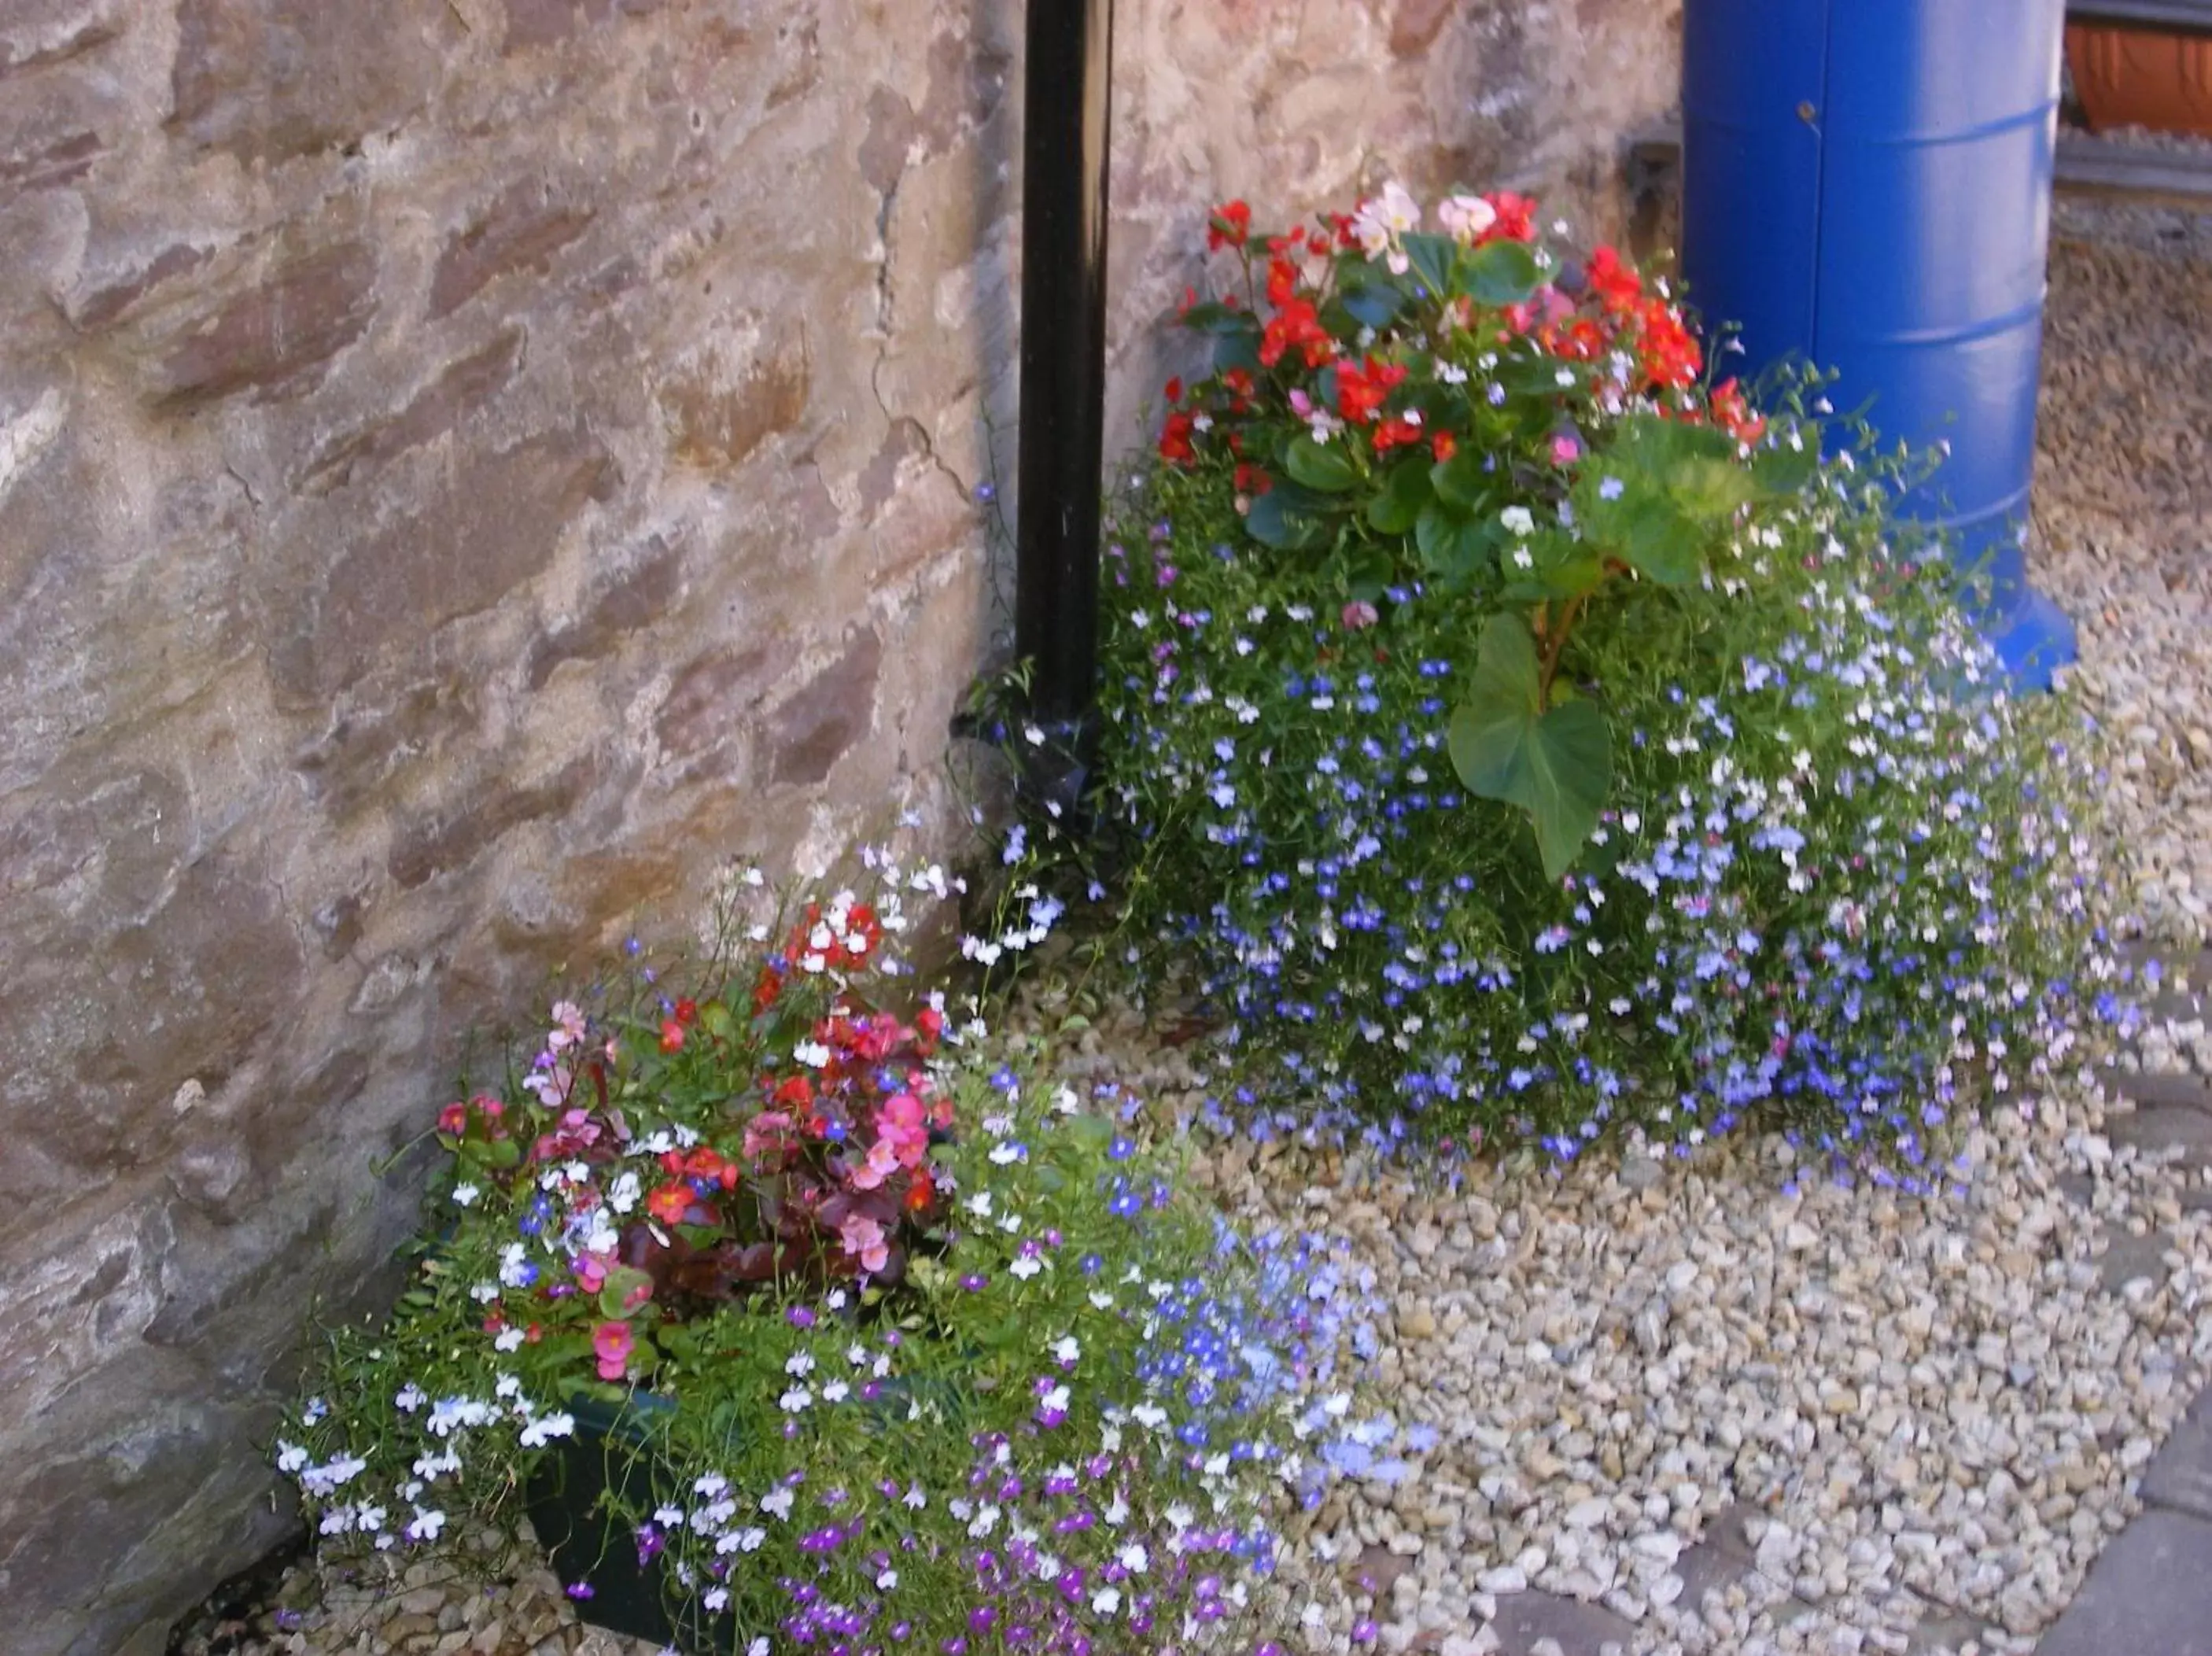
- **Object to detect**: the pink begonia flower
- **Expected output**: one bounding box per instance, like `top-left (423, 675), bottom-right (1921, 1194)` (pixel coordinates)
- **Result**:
top-left (592, 1322), bottom-right (633, 1382)
top-left (547, 1001), bottom-right (588, 1053)
top-left (743, 1111), bottom-right (794, 1160)
top-left (847, 1135), bottom-right (902, 1192)
top-left (839, 1212), bottom-right (890, 1275)
top-left (878, 1093), bottom-right (929, 1167)
top-left (1341, 601), bottom-right (1379, 631)
top-left (1287, 387), bottom-right (1316, 418)
top-left (1550, 433), bottom-right (1582, 466)
top-left (574, 1252), bottom-right (613, 1293)
top-left (522, 1065), bottom-right (582, 1111)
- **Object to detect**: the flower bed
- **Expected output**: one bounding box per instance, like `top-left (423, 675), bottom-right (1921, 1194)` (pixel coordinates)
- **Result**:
top-left (278, 857), bottom-right (1368, 1654)
top-left (1081, 186), bottom-right (2118, 1175)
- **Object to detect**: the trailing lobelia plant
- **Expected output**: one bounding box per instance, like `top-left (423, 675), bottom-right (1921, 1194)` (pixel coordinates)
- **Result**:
top-left (1070, 182), bottom-right (2121, 1173)
top-left (278, 851), bottom-right (1373, 1654)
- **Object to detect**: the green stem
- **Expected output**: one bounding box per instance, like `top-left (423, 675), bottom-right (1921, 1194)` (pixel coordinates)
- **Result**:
top-left (1536, 592), bottom-right (1587, 708)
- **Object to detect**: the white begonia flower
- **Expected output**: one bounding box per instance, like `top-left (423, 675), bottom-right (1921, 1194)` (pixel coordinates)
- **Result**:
top-left (1436, 192), bottom-right (1499, 245)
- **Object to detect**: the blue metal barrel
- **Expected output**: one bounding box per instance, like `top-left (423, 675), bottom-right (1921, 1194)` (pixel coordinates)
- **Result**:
top-left (1682, 0), bottom-right (2076, 684)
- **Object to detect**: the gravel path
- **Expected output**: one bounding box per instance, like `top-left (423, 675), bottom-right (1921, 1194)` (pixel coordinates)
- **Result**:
top-left (2034, 194), bottom-right (2212, 950)
top-left (179, 199), bottom-right (2212, 1656)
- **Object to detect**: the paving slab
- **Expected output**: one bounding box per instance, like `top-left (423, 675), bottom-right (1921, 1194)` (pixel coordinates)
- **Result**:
top-left (1906, 1606), bottom-right (2010, 1655)
top-left (2104, 1068), bottom-right (2212, 1110)
top-left (1673, 1505), bottom-right (1757, 1610)
top-left (2033, 1509), bottom-right (2212, 1656)
top-left (2096, 1226), bottom-right (2180, 1293)
top-left (2141, 1386), bottom-right (2212, 1523)
top-left (2105, 1104), bottom-right (2212, 1170)
top-left (1484, 1590), bottom-right (1639, 1656)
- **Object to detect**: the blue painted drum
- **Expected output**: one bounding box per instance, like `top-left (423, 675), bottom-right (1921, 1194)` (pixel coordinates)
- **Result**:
top-left (1682, 0), bottom-right (2077, 685)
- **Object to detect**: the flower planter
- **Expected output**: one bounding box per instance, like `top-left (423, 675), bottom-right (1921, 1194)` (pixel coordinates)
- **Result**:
top-left (2068, 23), bottom-right (2212, 136)
top-left (521, 1392), bottom-right (737, 1655)
top-left (522, 1371), bottom-right (951, 1654)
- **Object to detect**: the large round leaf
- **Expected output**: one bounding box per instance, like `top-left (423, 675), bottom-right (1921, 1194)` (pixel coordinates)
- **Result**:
top-left (1447, 614), bottom-right (1613, 880)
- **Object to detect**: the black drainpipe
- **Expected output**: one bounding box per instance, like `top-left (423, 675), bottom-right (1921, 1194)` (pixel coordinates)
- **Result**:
top-left (1010, 0), bottom-right (1115, 820)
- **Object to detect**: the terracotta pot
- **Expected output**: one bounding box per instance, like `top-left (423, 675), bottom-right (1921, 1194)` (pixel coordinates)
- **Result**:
top-left (2067, 23), bottom-right (2212, 136)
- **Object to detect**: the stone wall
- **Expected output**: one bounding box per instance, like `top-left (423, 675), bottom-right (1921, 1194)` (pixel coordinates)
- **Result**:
top-left (0, 2), bottom-right (1679, 1650)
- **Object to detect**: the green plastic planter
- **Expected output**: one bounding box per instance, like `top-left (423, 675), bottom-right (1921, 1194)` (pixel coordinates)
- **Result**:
top-left (522, 1392), bottom-right (739, 1655)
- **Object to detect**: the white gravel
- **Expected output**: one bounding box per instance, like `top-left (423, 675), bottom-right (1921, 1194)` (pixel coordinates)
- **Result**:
top-left (1029, 990), bottom-right (2212, 1656)
top-left (2035, 194), bottom-right (2212, 951)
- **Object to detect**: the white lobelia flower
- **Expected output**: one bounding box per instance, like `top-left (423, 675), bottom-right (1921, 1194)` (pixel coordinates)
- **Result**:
top-left (1500, 505), bottom-right (1536, 536)
top-left (404, 1507), bottom-right (447, 1542)
top-left (451, 1183), bottom-right (481, 1207)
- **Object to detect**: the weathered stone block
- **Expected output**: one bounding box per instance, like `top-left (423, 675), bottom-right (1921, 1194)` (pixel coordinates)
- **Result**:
top-left (654, 643), bottom-right (774, 765)
top-left (0, 127), bottom-right (101, 190)
top-left (276, 423), bottom-right (614, 700)
top-left (170, 0), bottom-right (449, 162)
top-left (151, 239), bottom-right (378, 408)
top-left (387, 750), bottom-right (605, 890)
top-left (659, 334), bottom-right (809, 473)
top-left (299, 325), bottom-right (526, 493)
top-left (1388, 0), bottom-right (1457, 57)
top-left (526, 535), bottom-right (686, 689)
top-left (771, 627), bottom-right (883, 787)
top-left (429, 186), bottom-right (596, 319)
